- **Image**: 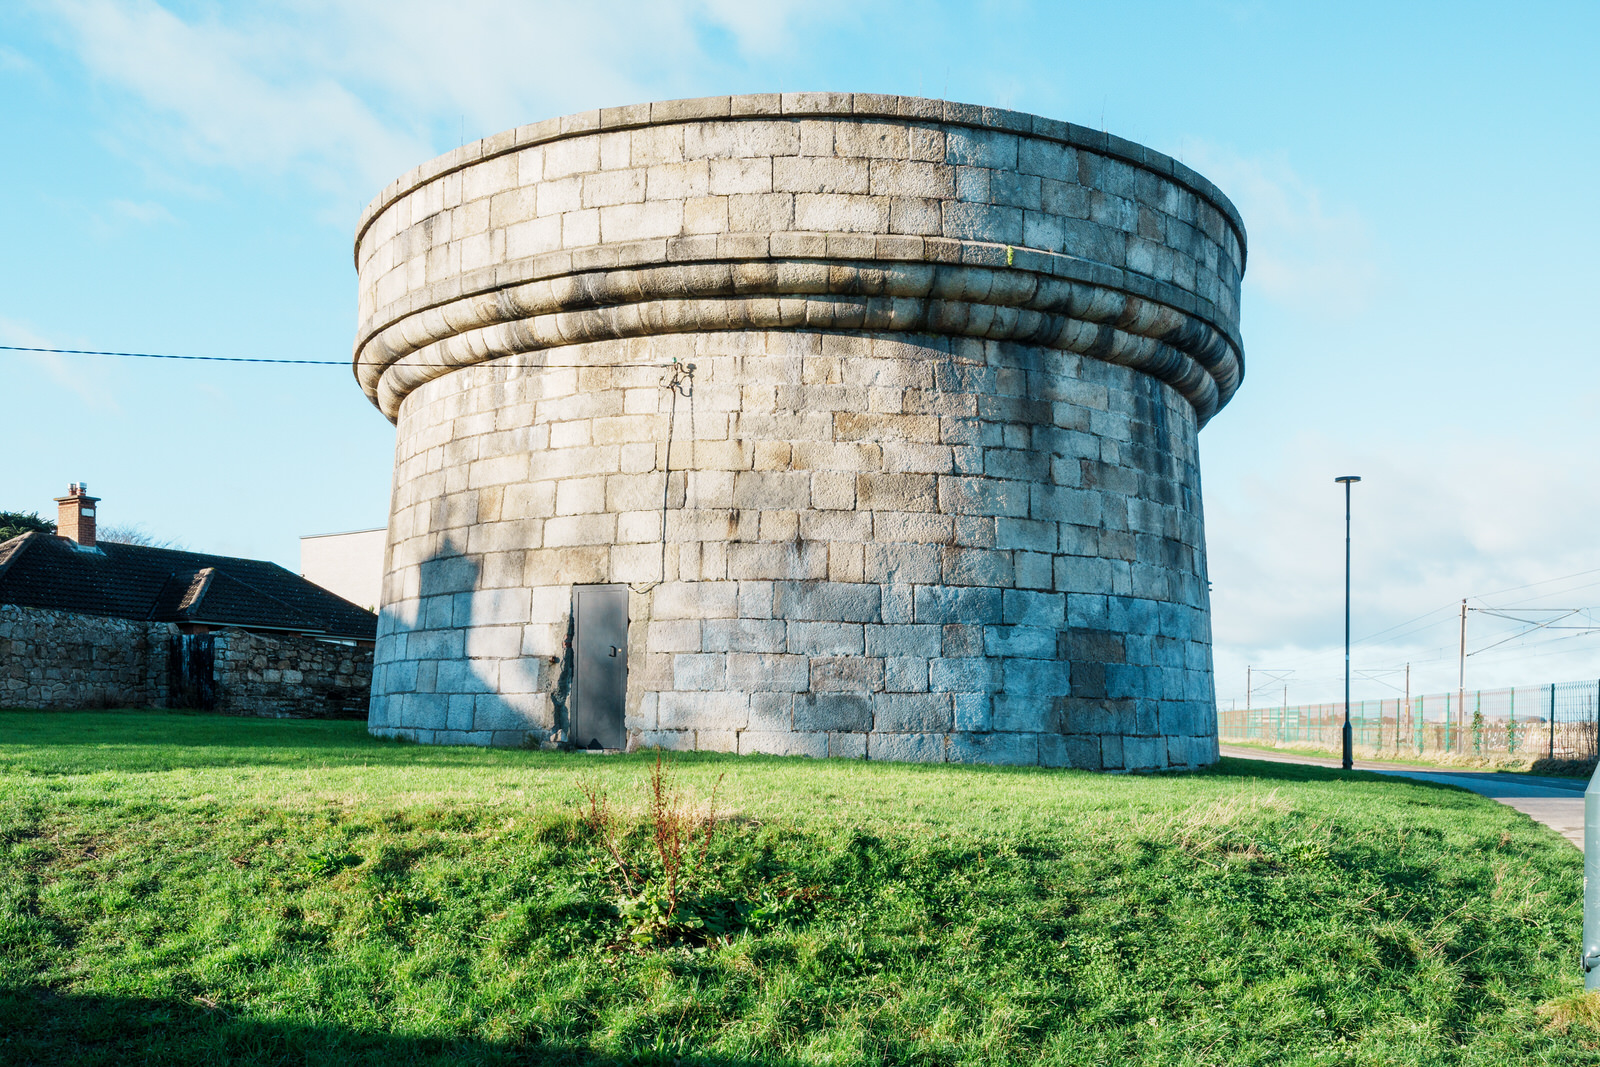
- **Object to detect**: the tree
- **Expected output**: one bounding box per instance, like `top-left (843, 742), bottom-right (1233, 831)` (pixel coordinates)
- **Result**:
top-left (0, 511), bottom-right (54, 543)
top-left (98, 523), bottom-right (184, 550)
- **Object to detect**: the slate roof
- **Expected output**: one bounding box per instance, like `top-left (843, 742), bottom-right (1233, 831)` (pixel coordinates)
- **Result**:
top-left (0, 532), bottom-right (377, 639)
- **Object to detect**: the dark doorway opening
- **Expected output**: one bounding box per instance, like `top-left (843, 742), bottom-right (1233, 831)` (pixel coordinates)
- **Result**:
top-left (168, 633), bottom-right (217, 710)
top-left (572, 585), bottom-right (628, 750)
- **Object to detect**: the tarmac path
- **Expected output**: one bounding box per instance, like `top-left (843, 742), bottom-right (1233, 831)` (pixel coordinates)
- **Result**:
top-left (1218, 744), bottom-right (1588, 851)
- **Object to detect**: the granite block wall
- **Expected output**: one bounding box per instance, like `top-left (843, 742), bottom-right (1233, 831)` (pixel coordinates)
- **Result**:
top-left (357, 94), bottom-right (1245, 769)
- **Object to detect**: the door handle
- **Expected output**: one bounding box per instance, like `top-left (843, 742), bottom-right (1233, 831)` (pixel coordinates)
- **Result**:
top-left (609, 645), bottom-right (620, 657)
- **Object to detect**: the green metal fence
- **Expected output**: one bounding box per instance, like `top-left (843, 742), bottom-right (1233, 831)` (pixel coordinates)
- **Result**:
top-left (1217, 679), bottom-right (1600, 760)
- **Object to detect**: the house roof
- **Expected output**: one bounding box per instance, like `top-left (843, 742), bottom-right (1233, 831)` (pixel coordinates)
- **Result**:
top-left (0, 533), bottom-right (377, 639)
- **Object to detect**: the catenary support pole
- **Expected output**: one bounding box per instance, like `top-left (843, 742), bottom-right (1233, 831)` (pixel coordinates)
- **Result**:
top-left (1405, 663), bottom-right (1411, 753)
top-left (1458, 600), bottom-right (1468, 755)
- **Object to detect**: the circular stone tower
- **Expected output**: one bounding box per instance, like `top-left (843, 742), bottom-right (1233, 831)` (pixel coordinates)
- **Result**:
top-left (356, 94), bottom-right (1244, 770)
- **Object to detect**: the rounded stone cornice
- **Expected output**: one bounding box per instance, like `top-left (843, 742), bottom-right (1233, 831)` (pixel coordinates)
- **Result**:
top-left (357, 242), bottom-right (1242, 425)
top-left (353, 93), bottom-right (1247, 428)
top-left (354, 93), bottom-right (1247, 271)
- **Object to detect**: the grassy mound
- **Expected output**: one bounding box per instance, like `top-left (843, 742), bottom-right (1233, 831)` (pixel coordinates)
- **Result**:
top-left (0, 710), bottom-right (1592, 1065)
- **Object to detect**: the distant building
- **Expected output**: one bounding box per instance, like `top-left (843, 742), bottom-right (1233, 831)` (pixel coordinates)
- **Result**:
top-left (300, 527), bottom-right (386, 611)
top-left (0, 484), bottom-right (377, 716)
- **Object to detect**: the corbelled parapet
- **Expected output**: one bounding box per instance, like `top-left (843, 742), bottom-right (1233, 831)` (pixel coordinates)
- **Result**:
top-left (357, 94), bottom-right (1245, 770)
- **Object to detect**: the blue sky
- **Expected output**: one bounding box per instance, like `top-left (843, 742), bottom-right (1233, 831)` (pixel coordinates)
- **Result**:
top-left (3, 1), bottom-right (1596, 705)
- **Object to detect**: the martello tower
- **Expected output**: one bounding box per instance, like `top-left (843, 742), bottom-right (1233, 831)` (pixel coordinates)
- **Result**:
top-left (353, 94), bottom-right (1245, 770)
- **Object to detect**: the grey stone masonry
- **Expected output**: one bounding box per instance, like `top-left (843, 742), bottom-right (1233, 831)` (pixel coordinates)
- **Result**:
top-left (0, 603), bottom-right (169, 708)
top-left (358, 95), bottom-right (1244, 770)
top-left (0, 603), bottom-right (372, 717)
top-left (212, 630), bottom-right (373, 719)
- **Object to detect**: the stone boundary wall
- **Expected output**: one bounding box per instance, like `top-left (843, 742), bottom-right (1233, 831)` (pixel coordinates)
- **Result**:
top-left (0, 602), bottom-right (372, 717)
top-left (213, 630), bottom-right (373, 719)
top-left (0, 603), bottom-right (170, 709)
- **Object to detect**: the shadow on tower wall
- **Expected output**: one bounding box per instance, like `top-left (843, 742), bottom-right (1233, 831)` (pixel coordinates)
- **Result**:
top-left (369, 534), bottom-right (571, 746)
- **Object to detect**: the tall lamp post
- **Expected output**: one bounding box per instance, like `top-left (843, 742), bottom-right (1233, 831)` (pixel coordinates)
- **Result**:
top-left (1335, 475), bottom-right (1362, 770)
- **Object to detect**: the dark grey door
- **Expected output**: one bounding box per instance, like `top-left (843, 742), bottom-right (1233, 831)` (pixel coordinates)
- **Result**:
top-left (168, 633), bottom-right (216, 710)
top-left (572, 584), bottom-right (629, 750)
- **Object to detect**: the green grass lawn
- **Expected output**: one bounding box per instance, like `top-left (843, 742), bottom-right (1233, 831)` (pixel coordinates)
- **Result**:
top-left (1, 709), bottom-right (1594, 1065)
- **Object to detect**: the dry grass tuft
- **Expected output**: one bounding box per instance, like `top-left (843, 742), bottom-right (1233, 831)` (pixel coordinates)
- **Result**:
top-left (1538, 991), bottom-right (1600, 1032)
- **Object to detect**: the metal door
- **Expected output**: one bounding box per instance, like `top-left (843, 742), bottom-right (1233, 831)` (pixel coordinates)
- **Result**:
top-left (572, 585), bottom-right (629, 750)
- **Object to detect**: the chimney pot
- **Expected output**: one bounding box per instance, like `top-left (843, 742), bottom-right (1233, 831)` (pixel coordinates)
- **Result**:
top-left (54, 483), bottom-right (101, 547)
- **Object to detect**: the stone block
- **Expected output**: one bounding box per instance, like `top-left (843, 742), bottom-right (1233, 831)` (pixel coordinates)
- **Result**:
top-left (658, 690), bottom-right (749, 731)
top-left (865, 623), bottom-right (942, 657)
top-left (884, 656), bottom-right (929, 693)
top-left (786, 621), bottom-right (864, 656)
top-left (930, 657), bottom-right (999, 693)
top-left (867, 732), bottom-right (945, 763)
top-left (727, 652), bottom-right (810, 691)
top-left (991, 693), bottom-right (1049, 733)
top-left (1046, 733), bottom-right (1101, 770)
top-left (810, 656), bottom-right (884, 692)
top-left (739, 730), bottom-right (829, 758)
top-left (983, 625), bottom-right (1056, 659)
top-left (747, 692), bottom-right (794, 731)
top-left (652, 581), bottom-right (739, 620)
top-left (1003, 658), bottom-right (1070, 698)
top-left (638, 729), bottom-right (697, 752)
top-left (873, 512), bottom-right (954, 544)
top-left (941, 546), bottom-right (1014, 588)
top-left (913, 585), bottom-right (1001, 625)
top-left (1122, 735), bottom-right (1164, 771)
top-left (937, 476), bottom-right (1031, 518)
top-left (701, 618), bottom-right (785, 652)
top-left (773, 581), bottom-right (881, 623)
top-left (948, 732), bottom-right (1037, 766)
top-left (673, 653), bottom-right (726, 691)
top-left (828, 731), bottom-right (868, 759)
top-left (794, 692), bottom-right (873, 732)
top-left (874, 692), bottom-right (952, 733)
top-left (1002, 589), bottom-right (1066, 629)
top-left (952, 691), bottom-right (992, 731)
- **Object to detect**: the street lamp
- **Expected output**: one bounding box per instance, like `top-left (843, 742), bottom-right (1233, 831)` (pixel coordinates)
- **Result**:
top-left (1335, 475), bottom-right (1362, 770)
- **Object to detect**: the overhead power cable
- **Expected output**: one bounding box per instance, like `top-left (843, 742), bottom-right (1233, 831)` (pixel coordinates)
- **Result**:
top-left (1, 344), bottom-right (676, 371)
top-left (4, 343), bottom-right (345, 365)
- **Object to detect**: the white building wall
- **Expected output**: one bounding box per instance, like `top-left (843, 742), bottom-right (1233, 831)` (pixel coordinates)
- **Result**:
top-left (300, 528), bottom-right (386, 611)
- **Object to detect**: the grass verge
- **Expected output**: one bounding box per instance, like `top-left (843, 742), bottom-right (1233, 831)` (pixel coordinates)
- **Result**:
top-left (1220, 737), bottom-right (1597, 778)
top-left (1, 709), bottom-right (1594, 1065)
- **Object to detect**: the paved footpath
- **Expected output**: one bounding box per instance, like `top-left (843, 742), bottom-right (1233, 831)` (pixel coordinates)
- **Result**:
top-left (1219, 745), bottom-right (1588, 851)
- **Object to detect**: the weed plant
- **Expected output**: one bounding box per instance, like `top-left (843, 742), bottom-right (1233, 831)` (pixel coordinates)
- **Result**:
top-left (0, 710), bottom-right (1594, 1065)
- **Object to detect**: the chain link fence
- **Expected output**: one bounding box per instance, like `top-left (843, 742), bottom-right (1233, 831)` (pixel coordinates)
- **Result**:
top-left (1217, 679), bottom-right (1600, 761)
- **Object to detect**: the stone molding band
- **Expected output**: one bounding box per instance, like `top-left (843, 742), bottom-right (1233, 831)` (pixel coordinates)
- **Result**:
top-left (353, 93), bottom-right (1248, 272)
top-left (358, 252), bottom-right (1243, 425)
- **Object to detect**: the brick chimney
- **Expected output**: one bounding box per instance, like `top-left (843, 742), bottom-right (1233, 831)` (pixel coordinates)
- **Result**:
top-left (54, 482), bottom-right (100, 546)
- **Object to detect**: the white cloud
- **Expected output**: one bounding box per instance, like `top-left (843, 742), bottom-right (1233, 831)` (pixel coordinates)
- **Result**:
top-left (0, 316), bottom-right (120, 410)
top-left (1183, 143), bottom-right (1379, 318)
top-left (0, 44), bottom-right (40, 74)
top-left (109, 198), bottom-right (174, 224)
top-left (40, 0), bottom-right (827, 202)
top-left (46, 0), bottom-right (429, 195)
top-left (1207, 426), bottom-right (1600, 703)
